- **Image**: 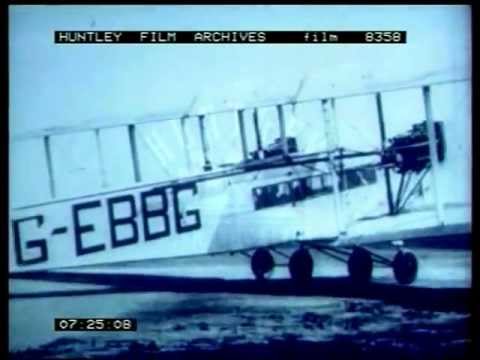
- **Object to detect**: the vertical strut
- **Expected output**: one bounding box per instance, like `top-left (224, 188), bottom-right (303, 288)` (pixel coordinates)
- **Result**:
top-left (128, 124), bottom-right (141, 182)
top-left (237, 109), bottom-right (249, 161)
top-left (180, 116), bottom-right (192, 172)
top-left (376, 92), bottom-right (395, 215)
top-left (95, 128), bottom-right (107, 188)
top-left (338, 147), bottom-right (345, 190)
top-left (329, 98), bottom-right (345, 234)
top-left (276, 104), bottom-right (288, 156)
top-left (398, 166), bottom-right (431, 211)
top-left (198, 115), bottom-right (212, 171)
top-left (322, 98), bottom-right (345, 234)
top-left (395, 173), bottom-right (406, 210)
top-left (329, 98), bottom-right (341, 145)
top-left (44, 135), bottom-right (56, 198)
top-left (253, 107), bottom-right (263, 155)
top-left (422, 85), bottom-right (445, 225)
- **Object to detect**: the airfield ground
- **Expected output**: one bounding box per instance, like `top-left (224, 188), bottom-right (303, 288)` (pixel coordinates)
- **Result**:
top-left (9, 243), bottom-right (472, 359)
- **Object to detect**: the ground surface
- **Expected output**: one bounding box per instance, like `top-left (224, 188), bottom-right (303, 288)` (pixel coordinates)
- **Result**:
top-left (9, 244), bottom-right (472, 359)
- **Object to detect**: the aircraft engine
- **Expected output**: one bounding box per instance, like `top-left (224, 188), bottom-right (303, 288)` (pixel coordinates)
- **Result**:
top-left (382, 121), bottom-right (445, 174)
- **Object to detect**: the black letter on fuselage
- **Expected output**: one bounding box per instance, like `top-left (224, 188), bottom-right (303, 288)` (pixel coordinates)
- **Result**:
top-left (73, 200), bottom-right (105, 256)
top-left (141, 187), bottom-right (170, 241)
top-left (172, 182), bottom-right (201, 234)
top-left (107, 194), bottom-right (138, 248)
top-left (12, 215), bottom-right (48, 266)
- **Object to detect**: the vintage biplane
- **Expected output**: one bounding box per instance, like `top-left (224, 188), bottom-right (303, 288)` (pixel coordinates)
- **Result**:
top-left (9, 68), bottom-right (471, 287)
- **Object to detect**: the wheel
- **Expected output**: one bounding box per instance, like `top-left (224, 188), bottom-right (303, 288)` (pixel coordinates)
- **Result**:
top-left (288, 247), bottom-right (314, 283)
top-left (251, 248), bottom-right (275, 280)
top-left (392, 251), bottom-right (418, 285)
top-left (347, 247), bottom-right (373, 283)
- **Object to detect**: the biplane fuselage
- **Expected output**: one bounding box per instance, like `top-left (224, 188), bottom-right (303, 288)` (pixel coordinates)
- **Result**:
top-left (10, 160), bottom-right (381, 272)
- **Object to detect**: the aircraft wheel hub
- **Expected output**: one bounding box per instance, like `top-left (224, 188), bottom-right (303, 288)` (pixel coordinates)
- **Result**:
top-left (251, 248), bottom-right (275, 280)
top-left (288, 248), bottom-right (314, 283)
top-left (348, 246), bottom-right (373, 283)
top-left (393, 251), bottom-right (418, 285)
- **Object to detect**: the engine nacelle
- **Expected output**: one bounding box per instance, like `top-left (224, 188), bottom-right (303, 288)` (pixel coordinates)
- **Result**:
top-left (382, 121), bottom-right (445, 174)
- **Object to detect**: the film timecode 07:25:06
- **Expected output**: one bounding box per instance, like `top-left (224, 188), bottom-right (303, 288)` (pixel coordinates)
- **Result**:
top-left (55, 318), bottom-right (137, 331)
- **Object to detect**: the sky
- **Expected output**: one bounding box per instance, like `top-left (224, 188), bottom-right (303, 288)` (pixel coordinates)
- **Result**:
top-left (9, 5), bottom-right (471, 207)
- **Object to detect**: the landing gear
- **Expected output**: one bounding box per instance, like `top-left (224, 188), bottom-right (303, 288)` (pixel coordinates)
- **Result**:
top-left (309, 244), bottom-right (418, 285)
top-left (392, 250), bottom-right (418, 285)
top-left (347, 246), bottom-right (373, 283)
top-left (288, 247), bottom-right (314, 283)
top-left (248, 244), bottom-right (418, 286)
top-left (251, 248), bottom-right (275, 280)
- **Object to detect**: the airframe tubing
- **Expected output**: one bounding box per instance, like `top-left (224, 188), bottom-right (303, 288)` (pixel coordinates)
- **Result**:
top-left (237, 109), bottom-right (249, 161)
top-left (321, 98), bottom-right (345, 235)
top-left (127, 124), bottom-right (142, 183)
top-left (422, 86), bottom-right (445, 225)
top-left (269, 247), bottom-right (290, 259)
top-left (398, 165), bottom-right (431, 212)
top-left (198, 114), bottom-right (211, 169)
top-left (95, 128), bottom-right (107, 188)
top-left (394, 173), bottom-right (407, 211)
top-left (308, 244), bottom-right (349, 263)
top-left (180, 116), bottom-right (192, 172)
top-left (276, 104), bottom-right (288, 156)
top-left (43, 135), bottom-right (56, 198)
top-left (375, 92), bottom-right (395, 215)
top-left (309, 243), bottom-right (392, 267)
top-left (253, 107), bottom-right (263, 153)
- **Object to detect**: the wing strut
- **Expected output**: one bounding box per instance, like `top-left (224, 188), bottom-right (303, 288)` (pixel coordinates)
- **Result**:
top-left (276, 104), bottom-right (288, 156)
top-left (94, 128), bottom-right (107, 188)
top-left (253, 108), bottom-right (263, 157)
top-left (198, 115), bottom-right (212, 171)
top-left (321, 98), bottom-right (345, 235)
top-left (180, 116), bottom-right (192, 172)
top-left (237, 109), bottom-right (249, 162)
top-left (375, 92), bottom-right (395, 215)
top-left (422, 86), bottom-right (445, 225)
top-left (127, 124), bottom-right (142, 182)
top-left (43, 135), bottom-right (56, 198)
